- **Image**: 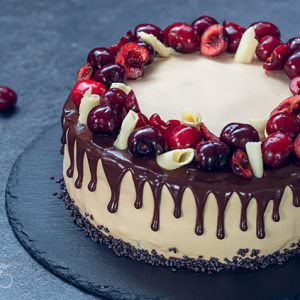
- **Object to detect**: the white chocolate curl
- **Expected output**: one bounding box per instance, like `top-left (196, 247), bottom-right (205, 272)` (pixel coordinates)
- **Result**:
top-left (137, 32), bottom-right (175, 58)
top-left (110, 82), bottom-right (132, 95)
top-left (78, 87), bottom-right (100, 125)
top-left (234, 27), bottom-right (258, 64)
top-left (114, 110), bottom-right (139, 150)
top-left (156, 148), bottom-right (195, 171)
top-left (245, 141), bottom-right (264, 178)
top-left (249, 118), bottom-right (267, 140)
top-left (182, 111), bottom-right (201, 127)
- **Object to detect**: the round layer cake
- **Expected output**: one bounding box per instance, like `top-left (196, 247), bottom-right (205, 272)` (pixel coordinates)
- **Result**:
top-left (61, 19), bottom-right (300, 272)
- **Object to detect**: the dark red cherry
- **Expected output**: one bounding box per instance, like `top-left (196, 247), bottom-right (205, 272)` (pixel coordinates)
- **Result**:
top-left (263, 43), bottom-right (291, 71)
top-left (87, 48), bottom-right (114, 70)
top-left (168, 125), bottom-right (201, 149)
top-left (124, 90), bottom-right (140, 113)
top-left (148, 113), bottom-right (166, 133)
top-left (223, 21), bottom-right (245, 53)
top-left (230, 149), bottom-right (253, 179)
top-left (250, 21), bottom-right (281, 41)
top-left (284, 51), bottom-right (300, 79)
top-left (135, 41), bottom-right (155, 65)
top-left (100, 88), bottom-right (127, 111)
top-left (287, 37), bottom-right (300, 54)
top-left (220, 123), bottom-right (259, 150)
top-left (128, 125), bottom-right (164, 158)
top-left (135, 112), bottom-right (149, 128)
top-left (134, 23), bottom-right (165, 43)
top-left (195, 140), bottom-right (230, 171)
top-left (163, 23), bottom-right (199, 53)
top-left (270, 95), bottom-right (300, 117)
top-left (0, 86), bottom-right (17, 111)
top-left (87, 104), bottom-right (122, 134)
top-left (256, 35), bottom-right (281, 62)
top-left (290, 77), bottom-right (300, 95)
top-left (266, 112), bottom-right (300, 139)
top-left (93, 63), bottom-right (126, 89)
top-left (262, 132), bottom-right (294, 167)
top-left (191, 16), bottom-right (218, 37)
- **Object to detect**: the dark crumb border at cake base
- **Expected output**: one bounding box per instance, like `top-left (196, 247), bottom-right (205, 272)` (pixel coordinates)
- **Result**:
top-left (55, 178), bottom-right (300, 274)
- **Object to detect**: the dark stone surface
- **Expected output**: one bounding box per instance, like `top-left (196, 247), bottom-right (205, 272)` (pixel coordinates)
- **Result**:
top-left (1, 0), bottom-right (300, 299)
top-left (5, 124), bottom-right (300, 300)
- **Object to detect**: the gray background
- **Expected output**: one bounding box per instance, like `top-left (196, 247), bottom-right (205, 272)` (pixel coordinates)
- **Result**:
top-left (0, 0), bottom-right (299, 299)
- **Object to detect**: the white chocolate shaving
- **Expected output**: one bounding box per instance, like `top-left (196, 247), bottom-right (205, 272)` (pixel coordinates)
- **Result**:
top-left (110, 82), bottom-right (132, 95)
top-left (182, 111), bottom-right (201, 127)
top-left (249, 118), bottom-right (267, 140)
top-left (78, 87), bottom-right (100, 125)
top-left (245, 141), bottom-right (264, 178)
top-left (137, 32), bottom-right (175, 58)
top-left (234, 27), bottom-right (258, 64)
top-left (113, 110), bottom-right (139, 150)
top-left (156, 148), bottom-right (194, 171)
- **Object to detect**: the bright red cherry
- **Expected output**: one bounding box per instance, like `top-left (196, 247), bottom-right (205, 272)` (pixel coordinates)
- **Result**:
top-left (195, 140), bottom-right (230, 171)
top-left (100, 88), bottom-right (127, 111)
top-left (263, 43), bottom-right (291, 71)
top-left (250, 21), bottom-right (281, 41)
top-left (287, 37), bottom-right (300, 54)
top-left (148, 113), bottom-right (166, 133)
top-left (191, 16), bottom-right (218, 37)
top-left (163, 23), bottom-right (199, 54)
top-left (168, 125), bottom-right (201, 149)
top-left (87, 48), bottom-right (114, 70)
top-left (128, 126), bottom-right (164, 158)
top-left (0, 86), bottom-right (17, 111)
top-left (256, 35), bottom-right (281, 62)
top-left (284, 51), bottom-right (300, 79)
top-left (220, 123), bottom-right (259, 150)
top-left (262, 132), bottom-right (294, 167)
top-left (223, 21), bottom-right (245, 53)
top-left (71, 80), bottom-right (106, 107)
top-left (76, 63), bottom-right (93, 82)
top-left (266, 112), bottom-right (300, 139)
top-left (290, 77), bottom-right (300, 95)
top-left (163, 119), bottom-right (181, 146)
top-left (134, 23), bottom-right (165, 43)
top-left (230, 149), bottom-right (253, 179)
top-left (93, 63), bottom-right (126, 88)
top-left (87, 104), bottom-right (122, 134)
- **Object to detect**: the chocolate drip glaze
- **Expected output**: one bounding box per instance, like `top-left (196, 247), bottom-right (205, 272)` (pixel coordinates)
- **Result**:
top-left (61, 97), bottom-right (300, 240)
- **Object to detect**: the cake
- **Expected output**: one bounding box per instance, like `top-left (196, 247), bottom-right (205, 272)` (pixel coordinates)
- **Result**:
top-left (61, 17), bottom-right (300, 272)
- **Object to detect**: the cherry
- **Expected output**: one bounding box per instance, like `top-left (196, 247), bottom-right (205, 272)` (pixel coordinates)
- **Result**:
top-left (287, 37), bottom-right (300, 54)
top-left (168, 125), bottom-right (201, 149)
top-left (270, 95), bottom-right (300, 117)
top-left (250, 21), bottom-right (281, 41)
top-left (195, 140), bottom-right (230, 171)
top-left (263, 43), bottom-right (290, 71)
top-left (134, 23), bottom-right (165, 43)
top-left (0, 86), bottom-right (17, 111)
top-left (135, 112), bottom-right (149, 128)
top-left (199, 122), bottom-right (219, 141)
top-left (148, 113), bottom-right (166, 133)
top-left (294, 134), bottom-right (300, 158)
top-left (135, 41), bottom-right (155, 65)
top-left (109, 31), bottom-right (136, 56)
top-left (71, 80), bottom-right (106, 107)
top-left (163, 119), bottom-right (181, 146)
top-left (220, 123), bottom-right (259, 150)
top-left (266, 112), bottom-right (300, 139)
top-left (163, 23), bottom-right (199, 54)
top-left (124, 90), bottom-right (140, 113)
top-left (223, 21), bottom-right (245, 53)
top-left (200, 24), bottom-right (228, 57)
top-left (115, 42), bottom-right (150, 79)
top-left (284, 51), bottom-right (300, 79)
top-left (100, 88), bottom-right (127, 111)
top-left (76, 63), bottom-right (93, 82)
top-left (87, 48), bottom-right (114, 70)
top-left (256, 35), bottom-right (281, 62)
top-left (289, 77), bottom-right (300, 95)
top-left (230, 149), bottom-right (253, 179)
top-left (93, 63), bottom-right (126, 89)
top-left (191, 16), bottom-right (218, 37)
top-left (128, 126), bottom-right (164, 158)
top-left (262, 132), bottom-right (294, 167)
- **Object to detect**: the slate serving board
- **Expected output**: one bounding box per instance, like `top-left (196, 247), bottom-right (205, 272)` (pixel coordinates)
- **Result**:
top-left (5, 124), bottom-right (300, 300)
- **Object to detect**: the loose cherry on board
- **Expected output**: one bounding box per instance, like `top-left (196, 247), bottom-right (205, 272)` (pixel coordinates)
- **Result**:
top-left (191, 15), bottom-right (218, 37)
top-left (0, 86), bottom-right (17, 111)
top-left (71, 80), bottom-right (106, 107)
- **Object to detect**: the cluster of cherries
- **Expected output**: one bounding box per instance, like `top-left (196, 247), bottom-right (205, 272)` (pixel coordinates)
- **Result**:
top-left (70, 16), bottom-right (300, 179)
